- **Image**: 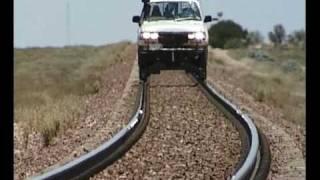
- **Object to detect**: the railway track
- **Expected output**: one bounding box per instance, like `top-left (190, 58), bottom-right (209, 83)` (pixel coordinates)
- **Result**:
top-left (30, 73), bottom-right (270, 180)
top-left (190, 74), bottom-right (271, 180)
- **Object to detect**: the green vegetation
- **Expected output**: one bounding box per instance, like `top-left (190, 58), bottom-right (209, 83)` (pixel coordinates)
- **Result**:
top-left (208, 20), bottom-right (248, 49)
top-left (287, 29), bottom-right (305, 48)
top-left (209, 20), bottom-right (305, 51)
top-left (14, 41), bottom-right (131, 146)
top-left (268, 24), bottom-right (286, 46)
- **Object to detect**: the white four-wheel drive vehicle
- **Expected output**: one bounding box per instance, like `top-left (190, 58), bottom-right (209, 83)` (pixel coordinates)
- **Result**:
top-left (132, 0), bottom-right (219, 81)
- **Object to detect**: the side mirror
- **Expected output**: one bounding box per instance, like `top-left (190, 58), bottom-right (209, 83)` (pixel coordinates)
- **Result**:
top-left (204, 15), bottom-right (212, 23)
top-left (132, 16), bottom-right (140, 23)
top-left (210, 12), bottom-right (223, 22)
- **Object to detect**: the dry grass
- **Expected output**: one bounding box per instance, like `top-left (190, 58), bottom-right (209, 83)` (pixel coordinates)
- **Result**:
top-left (208, 47), bottom-right (305, 126)
top-left (15, 94), bottom-right (84, 146)
top-left (14, 41), bottom-right (132, 146)
top-left (227, 48), bottom-right (248, 60)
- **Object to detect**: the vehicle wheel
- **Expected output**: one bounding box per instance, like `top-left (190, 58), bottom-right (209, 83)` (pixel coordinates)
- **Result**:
top-left (138, 53), bottom-right (148, 81)
top-left (198, 50), bottom-right (207, 81)
top-left (197, 66), bottom-right (206, 81)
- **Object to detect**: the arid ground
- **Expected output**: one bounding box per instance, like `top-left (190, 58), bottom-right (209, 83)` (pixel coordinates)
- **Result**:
top-left (14, 42), bottom-right (305, 180)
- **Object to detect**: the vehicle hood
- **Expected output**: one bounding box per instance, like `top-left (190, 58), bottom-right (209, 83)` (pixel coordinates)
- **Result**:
top-left (141, 20), bottom-right (206, 33)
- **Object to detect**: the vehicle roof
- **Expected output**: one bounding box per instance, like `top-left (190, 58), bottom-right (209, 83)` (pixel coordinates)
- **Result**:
top-left (149, 0), bottom-right (199, 3)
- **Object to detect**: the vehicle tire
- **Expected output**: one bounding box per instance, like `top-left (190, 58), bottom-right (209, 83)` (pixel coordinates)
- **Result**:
top-left (198, 49), bottom-right (207, 81)
top-left (196, 66), bottom-right (206, 81)
top-left (139, 68), bottom-right (148, 81)
top-left (138, 52), bottom-right (148, 81)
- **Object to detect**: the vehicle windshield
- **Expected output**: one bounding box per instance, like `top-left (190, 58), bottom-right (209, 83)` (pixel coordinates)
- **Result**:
top-left (143, 1), bottom-right (201, 21)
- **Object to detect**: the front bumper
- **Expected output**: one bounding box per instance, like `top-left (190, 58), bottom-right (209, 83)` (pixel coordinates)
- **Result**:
top-left (138, 44), bottom-right (207, 73)
top-left (138, 39), bottom-right (208, 50)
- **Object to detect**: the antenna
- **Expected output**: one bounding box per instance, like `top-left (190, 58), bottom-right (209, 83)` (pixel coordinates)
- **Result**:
top-left (66, 0), bottom-right (71, 46)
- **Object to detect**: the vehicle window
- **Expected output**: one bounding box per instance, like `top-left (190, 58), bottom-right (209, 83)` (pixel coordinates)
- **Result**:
top-left (143, 1), bottom-right (201, 21)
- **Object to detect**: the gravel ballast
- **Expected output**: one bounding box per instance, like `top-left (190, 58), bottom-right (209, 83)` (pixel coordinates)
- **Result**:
top-left (93, 71), bottom-right (241, 179)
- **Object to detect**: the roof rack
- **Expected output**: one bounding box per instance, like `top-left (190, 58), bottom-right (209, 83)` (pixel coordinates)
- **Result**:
top-left (142, 0), bottom-right (200, 3)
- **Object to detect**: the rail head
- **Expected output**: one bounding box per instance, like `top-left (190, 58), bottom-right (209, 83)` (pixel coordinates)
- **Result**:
top-left (195, 79), bottom-right (262, 180)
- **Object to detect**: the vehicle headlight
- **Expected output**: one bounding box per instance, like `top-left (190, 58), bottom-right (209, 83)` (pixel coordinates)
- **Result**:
top-left (188, 33), bottom-right (195, 39)
top-left (142, 32), bottom-right (151, 39)
top-left (141, 32), bottom-right (159, 40)
top-left (188, 32), bottom-right (205, 40)
top-left (195, 32), bottom-right (205, 40)
top-left (150, 32), bottom-right (159, 39)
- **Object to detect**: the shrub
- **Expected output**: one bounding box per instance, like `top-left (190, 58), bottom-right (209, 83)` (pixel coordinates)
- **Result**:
top-left (224, 38), bottom-right (245, 49)
top-left (208, 20), bottom-right (247, 48)
top-left (268, 24), bottom-right (286, 46)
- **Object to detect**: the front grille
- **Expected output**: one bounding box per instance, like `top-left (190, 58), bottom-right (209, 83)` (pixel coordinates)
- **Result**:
top-left (158, 32), bottom-right (188, 48)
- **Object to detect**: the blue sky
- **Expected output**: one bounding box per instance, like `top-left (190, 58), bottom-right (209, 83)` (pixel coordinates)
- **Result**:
top-left (14, 0), bottom-right (305, 48)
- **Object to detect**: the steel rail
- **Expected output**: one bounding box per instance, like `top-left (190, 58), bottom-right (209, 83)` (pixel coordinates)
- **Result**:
top-left (191, 75), bottom-right (271, 180)
top-left (28, 73), bottom-right (270, 180)
top-left (29, 80), bottom-right (150, 180)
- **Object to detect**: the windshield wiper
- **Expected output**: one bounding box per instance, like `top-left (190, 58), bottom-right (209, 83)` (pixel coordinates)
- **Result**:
top-left (147, 16), bottom-right (175, 21)
top-left (175, 17), bottom-right (199, 21)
